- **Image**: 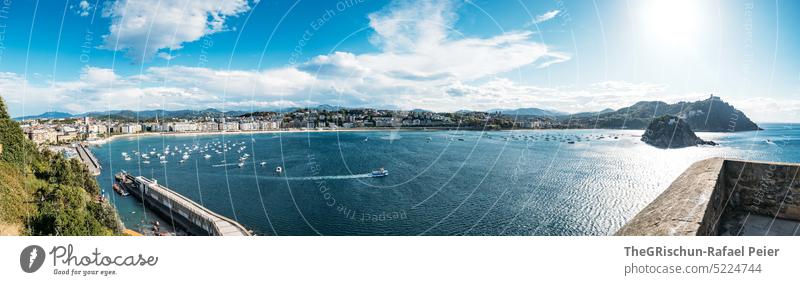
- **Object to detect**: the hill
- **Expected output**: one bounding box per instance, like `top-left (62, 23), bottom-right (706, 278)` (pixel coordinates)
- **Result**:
top-left (0, 95), bottom-right (121, 236)
top-left (489, 107), bottom-right (567, 117)
top-left (564, 96), bottom-right (760, 132)
top-left (80, 108), bottom-right (247, 121)
top-left (641, 115), bottom-right (716, 148)
top-left (13, 111), bottom-right (74, 121)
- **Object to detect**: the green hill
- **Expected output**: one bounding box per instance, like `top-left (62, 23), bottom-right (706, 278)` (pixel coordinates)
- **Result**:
top-left (564, 96), bottom-right (760, 132)
top-left (0, 96), bottom-right (121, 235)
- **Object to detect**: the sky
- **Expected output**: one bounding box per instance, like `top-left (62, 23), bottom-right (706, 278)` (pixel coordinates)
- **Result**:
top-left (0, 0), bottom-right (798, 122)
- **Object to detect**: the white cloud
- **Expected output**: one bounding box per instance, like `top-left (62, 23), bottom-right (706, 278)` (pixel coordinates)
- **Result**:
top-left (100, 0), bottom-right (251, 61)
top-left (74, 0), bottom-right (92, 17)
top-left (729, 97), bottom-right (800, 123)
top-left (302, 0), bottom-right (569, 88)
top-left (4, 0), bottom-right (574, 116)
top-left (156, 52), bottom-right (176, 60)
top-left (532, 10), bottom-right (560, 25)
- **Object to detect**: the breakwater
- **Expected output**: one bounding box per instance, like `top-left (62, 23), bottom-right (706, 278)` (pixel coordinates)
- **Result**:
top-left (115, 173), bottom-right (251, 236)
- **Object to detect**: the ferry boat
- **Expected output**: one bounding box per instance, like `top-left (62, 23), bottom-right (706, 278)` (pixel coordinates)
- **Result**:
top-left (370, 168), bottom-right (389, 178)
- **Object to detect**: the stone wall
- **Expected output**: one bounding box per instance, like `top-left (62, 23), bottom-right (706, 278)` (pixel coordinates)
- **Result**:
top-left (723, 160), bottom-right (800, 221)
top-left (616, 158), bottom-right (800, 236)
top-left (615, 158), bottom-right (727, 236)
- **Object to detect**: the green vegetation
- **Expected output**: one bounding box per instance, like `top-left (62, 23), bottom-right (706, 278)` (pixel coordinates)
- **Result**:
top-left (0, 96), bottom-right (121, 235)
top-left (564, 96), bottom-right (761, 132)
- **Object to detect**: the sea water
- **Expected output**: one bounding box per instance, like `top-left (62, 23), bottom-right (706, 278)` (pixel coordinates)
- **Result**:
top-left (92, 124), bottom-right (800, 235)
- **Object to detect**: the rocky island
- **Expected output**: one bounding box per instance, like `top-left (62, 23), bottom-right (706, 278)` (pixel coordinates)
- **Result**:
top-left (641, 115), bottom-right (717, 148)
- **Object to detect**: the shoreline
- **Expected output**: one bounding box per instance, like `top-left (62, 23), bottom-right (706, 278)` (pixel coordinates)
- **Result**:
top-left (85, 127), bottom-right (659, 145)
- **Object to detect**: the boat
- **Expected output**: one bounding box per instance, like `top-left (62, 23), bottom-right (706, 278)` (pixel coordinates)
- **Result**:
top-left (124, 157), bottom-right (131, 161)
top-left (112, 183), bottom-right (129, 196)
top-left (143, 160), bottom-right (150, 164)
top-left (260, 162), bottom-right (267, 166)
top-left (204, 154), bottom-right (212, 159)
top-left (275, 166), bottom-right (283, 174)
top-left (370, 167), bottom-right (389, 178)
top-left (237, 162), bottom-right (244, 168)
top-left (160, 160), bottom-right (168, 164)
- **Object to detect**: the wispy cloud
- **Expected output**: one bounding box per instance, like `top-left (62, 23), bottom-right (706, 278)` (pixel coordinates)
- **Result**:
top-left (534, 10), bottom-right (560, 24)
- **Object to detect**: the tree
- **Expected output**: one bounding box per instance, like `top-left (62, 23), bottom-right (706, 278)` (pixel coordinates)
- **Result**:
top-left (0, 95), bottom-right (9, 119)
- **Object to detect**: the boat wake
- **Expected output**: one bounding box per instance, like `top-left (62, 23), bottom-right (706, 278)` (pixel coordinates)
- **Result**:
top-left (260, 173), bottom-right (372, 181)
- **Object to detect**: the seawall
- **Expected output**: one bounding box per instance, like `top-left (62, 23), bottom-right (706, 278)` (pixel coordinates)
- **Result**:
top-left (617, 158), bottom-right (800, 236)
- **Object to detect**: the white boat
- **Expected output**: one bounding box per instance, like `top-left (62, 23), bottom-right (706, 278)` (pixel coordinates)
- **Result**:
top-left (124, 157), bottom-right (131, 161)
top-left (182, 154), bottom-right (190, 160)
top-left (143, 160), bottom-right (150, 164)
top-left (237, 162), bottom-right (245, 168)
top-left (204, 154), bottom-right (212, 159)
top-left (275, 166), bottom-right (283, 174)
top-left (160, 160), bottom-right (168, 164)
top-left (259, 162), bottom-right (267, 166)
top-left (370, 168), bottom-right (389, 178)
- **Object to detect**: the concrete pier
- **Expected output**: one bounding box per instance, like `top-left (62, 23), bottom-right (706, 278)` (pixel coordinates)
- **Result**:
top-left (75, 143), bottom-right (101, 176)
top-left (116, 173), bottom-right (251, 236)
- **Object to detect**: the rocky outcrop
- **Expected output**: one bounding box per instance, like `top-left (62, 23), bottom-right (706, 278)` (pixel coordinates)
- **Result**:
top-left (641, 115), bottom-right (716, 148)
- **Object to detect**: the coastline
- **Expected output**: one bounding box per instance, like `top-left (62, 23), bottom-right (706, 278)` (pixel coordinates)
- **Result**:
top-left (84, 127), bottom-right (666, 145)
top-left (86, 128), bottom-right (400, 145)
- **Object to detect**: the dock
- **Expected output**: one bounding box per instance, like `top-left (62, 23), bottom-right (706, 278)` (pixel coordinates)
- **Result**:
top-left (75, 143), bottom-right (101, 176)
top-left (115, 172), bottom-right (251, 236)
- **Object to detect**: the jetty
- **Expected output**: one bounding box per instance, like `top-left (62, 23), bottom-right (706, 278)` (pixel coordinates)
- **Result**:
top-left (115, 172), bottom-right (251, 236)
top-left (75, 143), bottom-right (101, 176)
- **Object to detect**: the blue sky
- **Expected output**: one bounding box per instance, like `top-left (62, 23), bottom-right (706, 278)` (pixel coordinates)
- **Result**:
top-left (0, 0), bottom-right (798, 122)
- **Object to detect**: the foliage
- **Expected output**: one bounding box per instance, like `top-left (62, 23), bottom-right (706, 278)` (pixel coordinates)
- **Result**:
top-left (0, 95), bottom-right (119, 236)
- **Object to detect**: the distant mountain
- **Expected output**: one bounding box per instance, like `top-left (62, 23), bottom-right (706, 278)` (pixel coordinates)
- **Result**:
top-left (13, 111), bottom-right (74, 121)
top-left (566, 95), bottom-right (760, 132)
top-left (80, 109), bottom-right (247, 120)
top-left (313, 104), bottom-right (343, 112)
top-left (489, 107), bottom-right (567, 117)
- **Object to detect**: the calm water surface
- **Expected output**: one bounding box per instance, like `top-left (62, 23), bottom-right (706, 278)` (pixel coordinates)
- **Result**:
top-left (92, 124), bottom-right (800, 235)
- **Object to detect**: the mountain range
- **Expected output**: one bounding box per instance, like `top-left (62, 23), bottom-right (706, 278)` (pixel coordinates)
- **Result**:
top-left (12, 97), bottom-right (761, 132)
